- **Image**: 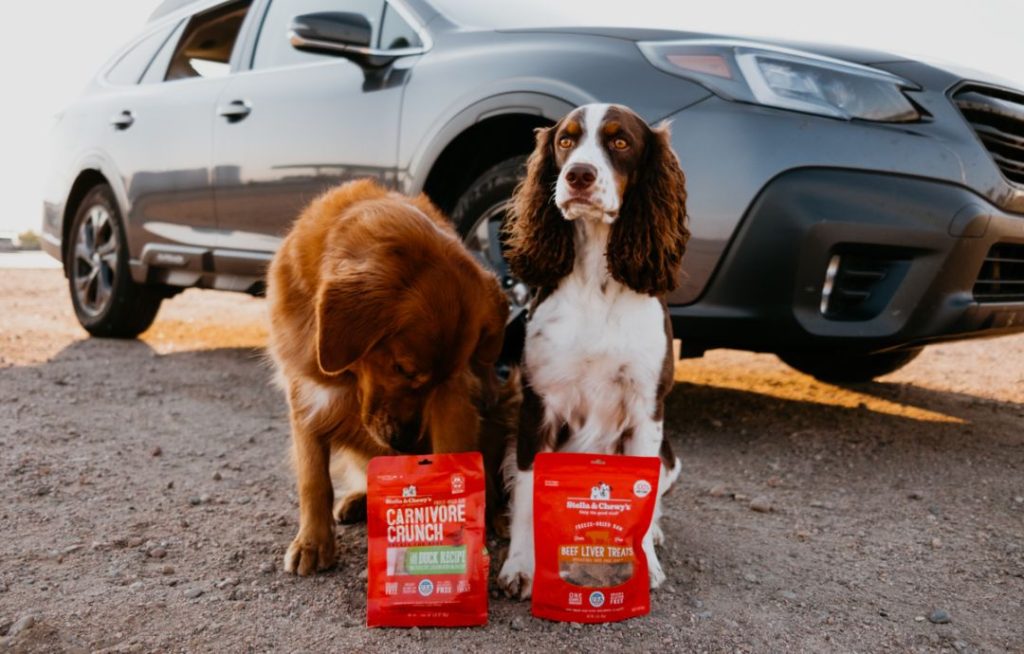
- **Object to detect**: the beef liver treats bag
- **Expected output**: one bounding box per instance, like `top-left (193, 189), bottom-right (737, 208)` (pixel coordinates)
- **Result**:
top-left (532, 452), bottom-right (661, 623)
top-left (367, 453), bottom-right (488, 627)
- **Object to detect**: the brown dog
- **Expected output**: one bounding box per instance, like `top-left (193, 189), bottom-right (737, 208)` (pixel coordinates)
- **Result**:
top-left (267, 179), bottom-right (509, 575)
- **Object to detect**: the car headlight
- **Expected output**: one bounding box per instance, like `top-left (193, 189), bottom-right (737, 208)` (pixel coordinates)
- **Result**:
top-left (639, 40), bottom-right (921, 122)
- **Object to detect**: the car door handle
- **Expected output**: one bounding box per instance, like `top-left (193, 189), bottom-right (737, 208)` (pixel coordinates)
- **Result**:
top-left (110, 110), bottom-right (134, 130)
top-left (217, 100), bottom-right (251, 122)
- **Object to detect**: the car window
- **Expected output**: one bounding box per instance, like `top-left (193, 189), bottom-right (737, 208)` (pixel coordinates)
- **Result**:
top-left (165, 0), bottom-right (253, 81)
top-left (252, 0), bottom-right (385, 70)
top-left (379, 3), bottom-right (422, 50)
top-left (107, 25), bottom-right (176, 85)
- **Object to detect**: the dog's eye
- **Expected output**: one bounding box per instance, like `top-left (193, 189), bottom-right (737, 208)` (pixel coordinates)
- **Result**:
top-left (611, 137), bottom-right (629, 150)
top-left (393, 363), bottom-right (415, 379)
top-left (557, 136), bottom-right (573, 149)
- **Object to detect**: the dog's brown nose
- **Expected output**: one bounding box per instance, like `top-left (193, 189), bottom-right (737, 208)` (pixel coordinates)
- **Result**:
top-left (565, 164), bottom-right (597, 191)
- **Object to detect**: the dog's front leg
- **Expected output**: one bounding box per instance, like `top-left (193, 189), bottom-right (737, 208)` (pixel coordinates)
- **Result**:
top-left (283, 402), bottom-right (337, 575)
top-left (497, 382), bottom-right (549, 600)
top-left (498, 464), bottom-right (536, 599)
top-left (624, 417), bottom-right (668, 589)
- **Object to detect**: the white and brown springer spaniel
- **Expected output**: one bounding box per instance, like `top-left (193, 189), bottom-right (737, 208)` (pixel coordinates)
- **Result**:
top-left (498, 103), bottom-right (690, 599)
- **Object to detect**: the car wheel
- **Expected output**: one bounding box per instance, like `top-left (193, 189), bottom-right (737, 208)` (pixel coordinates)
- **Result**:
top-left (450, 156), bottom-right (530, 363)
top-left (778, 347), bottom-right (924, 383)
top-left (66, 184), bottom-right (163, 338)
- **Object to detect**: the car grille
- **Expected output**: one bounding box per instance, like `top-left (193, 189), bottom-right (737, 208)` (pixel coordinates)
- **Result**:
top-left (973, 242), bottom-right (1024, 303)
top-left (952, 84), bottom-right (1024, 186)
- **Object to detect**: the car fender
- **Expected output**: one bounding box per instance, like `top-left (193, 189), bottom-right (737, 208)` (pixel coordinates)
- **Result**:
top-left (401, 89), bottom-right (584, 196)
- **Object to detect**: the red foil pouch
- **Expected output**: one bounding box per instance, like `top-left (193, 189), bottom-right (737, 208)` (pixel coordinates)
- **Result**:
top-left (367, 453), bottom-right (488, 627)
top-left (532, 452), bottom-right (660, 623)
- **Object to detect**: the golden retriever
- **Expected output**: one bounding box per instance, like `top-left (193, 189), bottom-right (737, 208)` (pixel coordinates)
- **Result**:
top-left (267, 179), bottom-right (509, 575)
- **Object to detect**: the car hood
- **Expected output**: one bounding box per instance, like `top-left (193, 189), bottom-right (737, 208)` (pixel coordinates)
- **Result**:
top-left (498, 26), bottom-right (1024, 91)
top-left (498, 26), bottom-right (909, 64)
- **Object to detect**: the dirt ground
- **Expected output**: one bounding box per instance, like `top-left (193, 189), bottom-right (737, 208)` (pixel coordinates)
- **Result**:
top-left (1, 268), bottom-right (1022, 653)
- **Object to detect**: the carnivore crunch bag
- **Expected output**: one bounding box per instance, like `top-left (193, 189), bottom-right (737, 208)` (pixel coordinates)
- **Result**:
top-left (367, 453), bottom-right (488, 627)
top-left (532, 453), bottom-right (661, 623)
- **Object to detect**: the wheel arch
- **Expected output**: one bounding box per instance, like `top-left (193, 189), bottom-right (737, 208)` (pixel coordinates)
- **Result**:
top-left (410, 93), bottom-right (576, 215)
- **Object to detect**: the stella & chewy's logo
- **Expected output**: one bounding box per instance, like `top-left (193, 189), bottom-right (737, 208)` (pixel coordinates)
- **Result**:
top-left (418, 578), bottom-right (434, 596)
top-left (402, 485), bottom-right (417, 497)
top-left (589, 482), bottom-right (611, 500)
top-left (450, 473), bottom-right (465, 494)
top-left (633, 479), bottom-right (652, 498)
top-left (589, 590), bottom-right (606, 607)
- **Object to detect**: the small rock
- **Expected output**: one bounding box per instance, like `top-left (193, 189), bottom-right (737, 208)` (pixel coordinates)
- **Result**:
top-left (212, 472), bottom-right (222, 481)
top-left (908, 490), bottom-right (925, 500)
top-left (1014, 496), bottom-right (1023, 505)
top-left (129, 581), bottom-right (144, 592)
top-left (148, 548), bottom-right (167, 559)
top-left (188, 497), bottom-right (202, 506)
top-left (161, 565), bottom-right (175, 575)
top-left (62, 544), bottom-right (83, 555)
top-left (126, 536), bottom-right (144, 548)
top-left (184, 588), bottom-right (204, 599)
top-left (743, 572), bottom-right (758, 584)
top-left (708, 484), bottom-right (729, 498)
top-left (510, 616), bottom-right (525, 630)
top-left (914, 615), bottom-right (926, 622)
top-left (749, 496), bottom-right (773, 513)
top-left (695, 610), bottom-right (713, 620)
top-left (151, 446), bottom-right (162, 457)
top-left (358, 569), bottom-right (368, 580)
top-left (259, 562), bottom-right (274, 574)
top-left (930, 538), bottom-right (942, 549)
top-left (780, 590), bottom-right (797, 600)
top-left (199, 494), bottom-right (211, 504)
top-left (953, 640), bottom-right (968, 652)
top-left (927, 609), bottom-right (951, 624)
top-left (710, 419), bottom-right (723, 429)
top-left (7, 615), bottom-right (36, 637)
top-left (409, 626), bottom-right (420, 637)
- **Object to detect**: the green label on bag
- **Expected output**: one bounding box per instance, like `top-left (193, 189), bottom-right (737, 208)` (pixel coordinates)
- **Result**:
top-left (404, 545), bottom-right (467, 574)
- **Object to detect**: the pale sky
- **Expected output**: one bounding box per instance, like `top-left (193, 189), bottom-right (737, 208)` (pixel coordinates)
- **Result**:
top-left (1, 0), bottom-right (1022, 235)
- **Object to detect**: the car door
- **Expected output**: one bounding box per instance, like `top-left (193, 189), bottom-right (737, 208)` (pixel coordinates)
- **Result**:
top-left (104, 1), bottom-right (256, 266)
top-left (211, 0), bottom-right (420, 261)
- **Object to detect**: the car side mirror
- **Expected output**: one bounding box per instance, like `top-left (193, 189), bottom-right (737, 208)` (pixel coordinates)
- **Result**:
top-left (289, 11), bottom-right (424, 68)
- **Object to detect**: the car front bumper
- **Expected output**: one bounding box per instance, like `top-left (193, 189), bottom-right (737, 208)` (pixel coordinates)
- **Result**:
top-left (670, 168), bottom-right (1024, 354)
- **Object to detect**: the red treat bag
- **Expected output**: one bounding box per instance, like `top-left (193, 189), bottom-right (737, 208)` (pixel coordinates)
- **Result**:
top-left (366, 453), bottom-right (488, 627)
top-left (532, 453), bottom-right (661, 623)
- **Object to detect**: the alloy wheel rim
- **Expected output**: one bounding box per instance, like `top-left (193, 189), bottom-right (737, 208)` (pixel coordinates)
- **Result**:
top-left (72, 205), bottom-right (118, 317)
top-left (464, 201), bottom-right (530, 323)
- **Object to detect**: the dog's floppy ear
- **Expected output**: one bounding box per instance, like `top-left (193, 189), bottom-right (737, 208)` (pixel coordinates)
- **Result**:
top-left (608, 122), bottom-right (690, 296)
top-left (315, 267), bottom-right (395, 375)
top-left (503, 125), bottom-right (575, 289)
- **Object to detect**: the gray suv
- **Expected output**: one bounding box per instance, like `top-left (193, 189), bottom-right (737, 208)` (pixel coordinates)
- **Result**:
top-left (42, 0), bottom-right (1024, 381)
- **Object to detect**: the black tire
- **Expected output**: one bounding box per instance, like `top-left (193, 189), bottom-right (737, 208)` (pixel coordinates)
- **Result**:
top-left (778, 348), bottom-right (924, 383)
top-left (450, 156), bottom-right (529, 364)
top-left (66, 184), bottom-right (164, 338)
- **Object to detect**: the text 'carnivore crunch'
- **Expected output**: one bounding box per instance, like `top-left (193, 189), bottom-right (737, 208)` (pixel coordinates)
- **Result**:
top-left (367, 453), bottom-right (488, 627)
top-left (532, 453), bottom-right (661, 623)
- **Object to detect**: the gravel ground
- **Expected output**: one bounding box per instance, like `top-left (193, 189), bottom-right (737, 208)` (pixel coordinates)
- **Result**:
top-left (1, 269), bottom-right (1022, 653)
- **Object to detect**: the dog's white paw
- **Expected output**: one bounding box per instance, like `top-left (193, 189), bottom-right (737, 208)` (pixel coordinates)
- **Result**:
top-left (497, 552), bottom-right (534, 600)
